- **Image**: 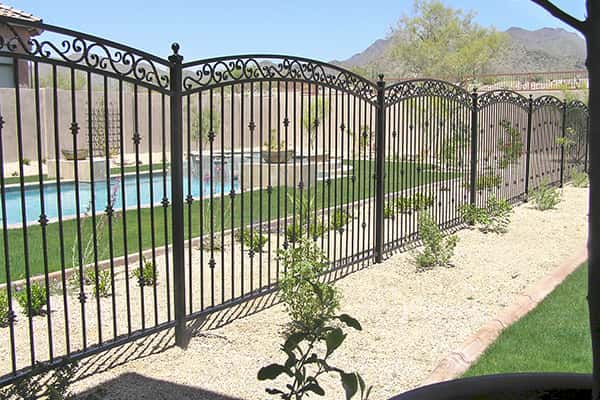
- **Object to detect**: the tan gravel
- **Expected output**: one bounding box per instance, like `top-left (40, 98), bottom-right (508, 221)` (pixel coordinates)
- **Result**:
top-left (52, 185), bottom-right (588, 399)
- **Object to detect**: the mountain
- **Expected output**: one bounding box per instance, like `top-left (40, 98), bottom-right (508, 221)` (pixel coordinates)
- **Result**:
top-left (333, 27), bottom-right (587, 77)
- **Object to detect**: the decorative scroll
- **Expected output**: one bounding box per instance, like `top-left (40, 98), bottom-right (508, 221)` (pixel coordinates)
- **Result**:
top-left (383, 79), bottom-right (473, 108)
top-left (532, 95), bottom-right (564, 112)
top-left (181, 55), bottom-right (378, 103)
top-left (477, 90), bottom-right (529, 110)
top-left (0, 16), bottom-right (170, 90)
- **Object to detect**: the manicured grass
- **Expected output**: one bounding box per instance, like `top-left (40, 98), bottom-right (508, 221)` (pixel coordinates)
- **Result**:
top-left (0, 160), bottom-right (457, 283)
top-left (464, 264), bottom-right (591, 376)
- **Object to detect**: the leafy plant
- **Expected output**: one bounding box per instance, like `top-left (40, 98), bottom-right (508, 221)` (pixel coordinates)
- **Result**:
top-left (530, 180), bottom-right (561, 211)
top-left (302, 97), bottom-right (329, 153)
top-left (459, 197), bottom-right (512, 234)
top-left (308, 220), bottom-right (326, 239)
top-left (331, 209), bottom-right (351, 231)
top-left (0, 289), bottom-right (9, 327)
top-left (90, 269), bottom-right (112, 298)
top-left (497, 120), bottom-right (524, 168)
top-left (384, 202), bottom-right (395, 219)
top-left (238, 228), bottom-right (269, 253)
top-left (412, 193), bottom-right (434, 211)
top-left (15, 282), bottom-right (47, 316)
top-left (285, 223), bottom-right (305, 244)
top-left (264, 129), bottom-right (288, 151)
top-left (439, 129), bottom-right (469, 167)
top-left (133, 257), bottom-right (157, 287)
top-left (396, 196), bottom-right (413, 213)
top-left (414, 213), bottom-right (458, 270)
top-left (570, 170), bottom-right (589, 188)
top-left (470, 173), bottom-right (502, 191)
top-left (264, 237), bottom-right (371, 400)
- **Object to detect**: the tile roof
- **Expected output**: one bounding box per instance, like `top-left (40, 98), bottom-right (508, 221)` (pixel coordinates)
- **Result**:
top-left (0, 4), bottom-right (43, 35)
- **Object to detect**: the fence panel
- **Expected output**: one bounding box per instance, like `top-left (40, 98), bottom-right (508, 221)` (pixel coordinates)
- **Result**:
top-left (564, 100), bottom-right (590, 178)
top-left (530, 96), bottom-right (564, 190)
top-left (381, 80), bottom-right (473, 252)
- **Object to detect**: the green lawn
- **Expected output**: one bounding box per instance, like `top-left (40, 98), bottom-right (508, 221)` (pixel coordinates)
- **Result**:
top-left (464, 264), bottom-right (591, 376)
top-left (0, 160), bottom-right (458, 283)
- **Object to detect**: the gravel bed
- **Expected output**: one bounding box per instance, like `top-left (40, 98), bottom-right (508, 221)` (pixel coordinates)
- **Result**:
top-left (7, 186), bottom-right (591, 399)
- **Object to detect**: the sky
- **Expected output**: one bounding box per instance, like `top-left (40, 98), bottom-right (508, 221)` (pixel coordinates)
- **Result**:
top-left (11, 0), bottom-right (586, 62)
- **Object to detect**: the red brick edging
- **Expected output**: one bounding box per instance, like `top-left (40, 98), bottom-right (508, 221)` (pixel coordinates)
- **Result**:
top-left (422, 246), bottom-right (589, 386)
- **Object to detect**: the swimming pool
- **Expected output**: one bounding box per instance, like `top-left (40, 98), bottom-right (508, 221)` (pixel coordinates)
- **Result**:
top-left (1, 172), bottom-right (237, 227)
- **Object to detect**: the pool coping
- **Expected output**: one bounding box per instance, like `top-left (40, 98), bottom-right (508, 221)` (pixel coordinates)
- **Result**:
top-left (421, 245), bottom-right (589, 386)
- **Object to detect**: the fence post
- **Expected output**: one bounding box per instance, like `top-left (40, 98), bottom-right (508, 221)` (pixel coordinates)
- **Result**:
top-left (560, 101), bottom-right (567, 187)
top-left (469, 89), bottom-right (478, 206)
top-left (524, 95), bottom-right (533, 199)
top-left (168, 43), bottom-right (187, 347)
top-left (374, 74), bottom-right (386, 264)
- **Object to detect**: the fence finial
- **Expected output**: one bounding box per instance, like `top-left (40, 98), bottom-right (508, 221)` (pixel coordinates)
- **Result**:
top-left (171, 42), bottom-right (180, 55)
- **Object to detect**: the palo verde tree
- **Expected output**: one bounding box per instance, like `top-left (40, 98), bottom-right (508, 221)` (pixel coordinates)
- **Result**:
top-left (388, 0), bottom-right (507, 86)
top-left (529, 1), bottom-right (598, 399)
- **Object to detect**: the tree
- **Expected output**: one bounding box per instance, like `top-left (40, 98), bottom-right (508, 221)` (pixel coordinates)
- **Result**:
top-left (529, 1), bottom-right (598, 399)
top-left (388, 0), bottom-right (507, 86)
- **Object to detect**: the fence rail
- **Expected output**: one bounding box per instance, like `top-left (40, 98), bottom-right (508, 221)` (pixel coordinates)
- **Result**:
top-left (0, 17), bottom-right (590, 387)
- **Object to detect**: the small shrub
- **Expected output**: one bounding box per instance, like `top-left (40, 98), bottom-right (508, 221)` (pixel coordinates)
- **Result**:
top-left (22, 158), bottom-right (31, 166)
top-left (414, 213), bottom-right (458, 270)
top-left (264, 237), bottom-right (371, 400)
top-left (396, 196), bottom-right (413, 213)
top-left (307, 220), bottom-right (326, 238)
top-left (412, 193), bottom-right (434, 211)
top-left (285, 223), bottom-right (305, 243)
top-left (90, 269), bottom-right (112, 298)
top-left (530, 181), bottom-right (561, 211)
top-left (459, 198), bottom-right (512, 234)
top-left (197, 235), bottom-right (224, 251)
top-left (497, 120), bottom-right (524, 168)
top-left (331, 209), bottom-right (350, 231)
top-left (238, 228), bottom-right (269, 253)
top-left (15, 282), bottom-right (47, 316)
top-left (133, 257), bottom-right (157, 287)
top-left (570, 170), bottom-right (589, 188)
top-left (471, 174), bottom-right (502, 191)
top-left (383, 202), bottom-right (395, 219)
top-left (0, 289), bottom-right (9, 327)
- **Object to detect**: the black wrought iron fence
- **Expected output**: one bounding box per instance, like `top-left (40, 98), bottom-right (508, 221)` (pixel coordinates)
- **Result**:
top-left (0, 16), bottom-right (590, 387)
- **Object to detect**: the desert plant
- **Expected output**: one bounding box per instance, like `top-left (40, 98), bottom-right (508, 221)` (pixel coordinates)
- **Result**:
top-left (412, 193), bottom-right (434, 211)
top-left (90, 269), bottom-right (112, 298)
top-left (396, 196), bottom-right (413, 213)
top-left (459, 198), bottom-right (512, 234)
top-left (383, 202), bottom-right (395, 219)
top-left (470, 173), bottom-right (502, 191)
top-left (263, 237), bottom-right (371, 400)
top-left (285, 223), bottom-right (305, 243)
top-left (530, 180), bottom-right (561, 211)
top-left (0, 289), bottom-right (9, 327)
top-left (570, 170), bottom-right (589, 187)
top-left (238, 228), bottom-right (269, 253)
top-left (308, 220), bottom-right (326, 238)
top-left (331, 209), bottom-right (351, 231)
top-left (15, 282), bottom-right (47, 316)
top-left (497, 120), bottom-right (524, 168)
top-left (133, 257), bottom-right (157, 287)
top-left (414, 213), bottom-right (458, 270)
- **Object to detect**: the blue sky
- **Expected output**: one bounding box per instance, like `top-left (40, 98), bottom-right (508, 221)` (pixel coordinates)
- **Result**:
top-left (12, 0), bottom-right (585, 62)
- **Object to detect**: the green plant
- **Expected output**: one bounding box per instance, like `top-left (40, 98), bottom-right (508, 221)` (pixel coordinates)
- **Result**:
top-left (16, 282), bottom-right (47, 316)
top-left (264, 129), bottom-right (288, 151)
top-left (414, 213), bottom-right (458, 270)
top-left (22, 158), bottom-right (31, 166)
top-left (331, 209), bottom-right (351, 231)
top-left (90, 269), bottom-right (111, 298)
top-left (302, 97), bottom-right (329, 153)
top-left (530, 180), bottom-right (561, 211)
top-left (132, 257), bottom-right (157, 287)
top-left (439, 129), bottom-right (469, 167)
top-left (384, 202), bottom-right (395, 218)
top-left (308, 220), bottom-right (326, 238)
top-left (570, 170), bottom-right (589, 188)
top-left (285, 223), bottom-right (305, 243)
top-left (497, 120), bottom-right (524, 168)
top-left (0, 289), bottom-right (9, 327)
top-left (412, 193), bottom-right (434, 211)
top-left (238, 228), bottom-right (269, 253)
top-left (470, 173), bottom-right (502, 191)
top-left (263, 237), bottom-right (371, 400)
top-left (459, 198), bottom-right (512, 234)
top-left (396, 196), bottom-right (413, 213)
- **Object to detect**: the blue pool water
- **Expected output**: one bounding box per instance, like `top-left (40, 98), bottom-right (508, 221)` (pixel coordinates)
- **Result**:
top-left (1, 173), bottom-right (237, 226)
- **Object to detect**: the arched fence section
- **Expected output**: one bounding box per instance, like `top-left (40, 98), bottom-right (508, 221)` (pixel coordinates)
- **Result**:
top-left (0, 16), bottom-right (590, 386)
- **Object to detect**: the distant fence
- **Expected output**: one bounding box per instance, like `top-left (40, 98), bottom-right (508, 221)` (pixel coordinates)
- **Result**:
top-left (0, 16), bottom-right (590, 388)
top-left (389, 70), bottom-right (589, 92)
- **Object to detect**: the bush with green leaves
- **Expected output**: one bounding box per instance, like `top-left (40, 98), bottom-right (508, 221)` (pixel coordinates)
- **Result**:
top-left (133, 257), bottom-right (158, 287)
top-left (331, 209), bottom-right (351, 231)
top-left (497, 120), bottom-right (524, 168)
top-left (470, 173), bottom-right (502, 191)
top-left (285, 223), bottom-right (305, 243)
top-left (530, 181), bottom-right (561, 211)
top-left (412, 193), bottom-right (434, 211)
top-left (16, 282), bottom-right (47, 316)
top-left (238, 228), bottom-right (269, 253)
top-left (570, 170), bottom-right (589, 188)
top-left (308, 220), bottom-right (326, 238)
top-left (414, 213), bottom-right (458, 270)
top-left (459, 197), bottom-right (512, 234)
top-left (263, 237), bottom-right (371, 400)
top-left (0, 289), bottom-right (9, 327)
top-left (383, 202), bottom-right (395, 219)
top-left (396, 196), bottom-right (413, 213)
